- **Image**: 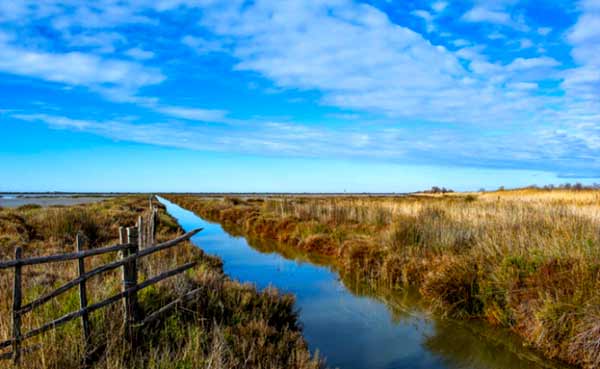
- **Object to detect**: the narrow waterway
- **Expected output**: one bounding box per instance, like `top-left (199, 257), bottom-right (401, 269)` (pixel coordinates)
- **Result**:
top-left (159, 197), bottom-right (569, 369)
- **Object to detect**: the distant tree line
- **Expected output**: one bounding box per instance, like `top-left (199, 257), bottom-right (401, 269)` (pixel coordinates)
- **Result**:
top-left (526, 183), bottom-right (600, 191)
top-left (479, 183), bottom-right (600, 192)
top-left (425, 183), bottom-right (600, 194)
top-left (424, 186), bottom-right (454, 194)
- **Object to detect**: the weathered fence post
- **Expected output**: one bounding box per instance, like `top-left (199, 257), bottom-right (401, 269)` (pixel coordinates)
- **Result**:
top-left (76, 233), bottom-right (91, 355)
top-left (149, 207), bottom-right (157, 246)
top-left (137, 216), bottom-right (145, 251)
top-left (138, 216), bottom-right (146, 276)
top-left (119, 227), bottom-right (127, 294)
top-left (12, 247), bottom-right (22, 364)
top-left (122, 226), bottom-right (140, 345)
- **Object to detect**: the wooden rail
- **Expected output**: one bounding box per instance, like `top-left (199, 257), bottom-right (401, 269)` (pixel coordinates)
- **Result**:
top-left (16, 228), bottom-right (201, 316)
top-left (0, 196), bottom-right (203, 365)
top-left (0, 262), bottom-right (198, 349)
top-left (0, 243), bottom-right (132, 269)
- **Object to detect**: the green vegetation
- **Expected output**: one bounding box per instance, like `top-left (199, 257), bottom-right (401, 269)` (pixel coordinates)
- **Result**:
top-left (0, 196), bottom-right (321, 369)
top-left (165, 189), bottom-right (600, 369)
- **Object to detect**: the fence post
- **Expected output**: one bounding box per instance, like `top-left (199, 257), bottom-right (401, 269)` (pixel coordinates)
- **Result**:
top-left (149, 207), bottom-right (157, 246)
top-left (139, 214), bottom-right (152, 279)
top-left (76, 233), bottom-right (91, 355)
top-left (12, 247), bottom-right (22, 364)
top-left (122, 226), bottom-right (140, 345)
top-left (138, 216), bottom-right (145, 251)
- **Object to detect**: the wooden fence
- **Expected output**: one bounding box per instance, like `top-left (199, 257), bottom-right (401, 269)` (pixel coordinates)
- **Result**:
top-left (0, 199), bottom-right (202, 365)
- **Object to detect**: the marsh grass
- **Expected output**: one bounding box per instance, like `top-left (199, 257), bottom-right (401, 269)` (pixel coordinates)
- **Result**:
top-left (0, 196), bottom-right (322, 369)
top-left (166, 189), bottom-right (600, 368)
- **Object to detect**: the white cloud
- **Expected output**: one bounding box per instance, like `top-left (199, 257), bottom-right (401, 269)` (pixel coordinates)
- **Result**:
top-left (149, 0), bottom-right (222, 12)
top-left (50, 3), bottom-right (156, 30)
top-left (11, 112), bottom-right (340, 156)
top-left (462, 7), bottom-right (511, 25)
top-left (567, 13), bottom-right (600, 45)
top-left (0, 34), bottom-right (164, 91)
top-left (15, 110), bottom-right (600, 178)
top-left (64, 31), bottom-right (126, 53)
top-left (181, 35), bottom-right (225, 54)
top-left (506, 82), bottom-right (538, 91)
top-left (562, 66), bottom-right (600, 96)
top-left (411, 10), bottom-right (435, 32)
top-left (0, 29), bottom-right (234, 126)
top-left (519, 39), bottom-right (533, 49)
top-left (125, 47), bottom-right (155, 60)
top-left (563, 2), bottom-right (600, 100)
top-left (195, 0), bottom-right (547, 125)
top-left (452, 39), bottom-right (470, 47)
top-left (431, 1), bottom-right (448, 13)
top-left (155, 106), bottom-right (228, 122)
top-left (13, 114), bottom-right (92, 130)
top-left (461, 2), bottom-right (528, 31)
top-left (0, 21), bottom-right (233, 125)
top-left (411, 10), bottom-right (433, 20)
top-left (505, 57), bottom-right (560, 71)
top-left (581, 0), bottom-right (600, 12)
top-left (2, 0), bottom-right (556, 128)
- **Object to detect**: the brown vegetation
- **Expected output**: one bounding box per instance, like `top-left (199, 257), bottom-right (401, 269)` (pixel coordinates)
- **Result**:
top-left (0, 196), bottom-right (321, 369)
top-left (165, 189), bottom-right (600, 368)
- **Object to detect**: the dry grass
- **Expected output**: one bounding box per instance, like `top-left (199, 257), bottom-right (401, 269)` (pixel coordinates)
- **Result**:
top-left (165, 190), bottom-right (600, 368)
top-left (0, 196), bottom-right (322, 369)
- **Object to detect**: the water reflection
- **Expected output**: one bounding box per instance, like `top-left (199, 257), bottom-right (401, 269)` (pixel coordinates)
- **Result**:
top-left (158, 197), bottom-right (570, 369)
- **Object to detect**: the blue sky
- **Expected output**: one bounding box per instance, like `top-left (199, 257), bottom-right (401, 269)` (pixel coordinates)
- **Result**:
top-left (1, 0), bottom-right (599, 192)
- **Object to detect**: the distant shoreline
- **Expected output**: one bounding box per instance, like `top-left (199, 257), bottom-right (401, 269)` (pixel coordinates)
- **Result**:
top-left (1, 192), bottom-right (411, 197)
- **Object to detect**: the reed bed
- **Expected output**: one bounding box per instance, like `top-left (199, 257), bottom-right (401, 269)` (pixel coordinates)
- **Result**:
top-left (165, 190), bottom-right (600, 368)
top-left (0, 197), bottom-right (321, 369)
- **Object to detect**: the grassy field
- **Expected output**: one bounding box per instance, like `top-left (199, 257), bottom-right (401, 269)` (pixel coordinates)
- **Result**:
top-left (165, 189), bottom-right (600, 369)
top-left (0, 197), bottom-right (321, 369)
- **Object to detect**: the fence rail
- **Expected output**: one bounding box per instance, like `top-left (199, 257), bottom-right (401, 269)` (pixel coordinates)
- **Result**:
top-left (0, 243), bottom-right (133, 269)
top-left (0, 196), bottom-right (202, 365)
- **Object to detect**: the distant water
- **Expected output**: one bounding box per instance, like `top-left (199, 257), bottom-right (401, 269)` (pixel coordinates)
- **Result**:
top-left (0, 194), bottom-right (110, 208)
top-left (159, 196), bottom-right (570, 369)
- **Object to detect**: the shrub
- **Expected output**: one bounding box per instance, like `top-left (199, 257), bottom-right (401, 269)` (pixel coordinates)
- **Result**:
top-left (17, 204), bottom-right (43, 210)
top-left (421, 256), bottom-right (483, 317)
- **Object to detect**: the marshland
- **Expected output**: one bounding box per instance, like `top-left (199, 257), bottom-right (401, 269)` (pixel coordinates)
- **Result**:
top-left (1, 189), bottom-right (599, 368)
top-left (0, 196), bottom-right (319, 368)
top-left (161, 188), bottom-right (600, 369)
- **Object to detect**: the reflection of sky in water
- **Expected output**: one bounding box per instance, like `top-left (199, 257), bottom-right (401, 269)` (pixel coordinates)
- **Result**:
top-left (159, 197), bottom-right (567, 369)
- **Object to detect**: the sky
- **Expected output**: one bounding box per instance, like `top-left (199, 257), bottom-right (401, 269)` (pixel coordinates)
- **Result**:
top-left (0, 0), bottom-right (599, 192)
